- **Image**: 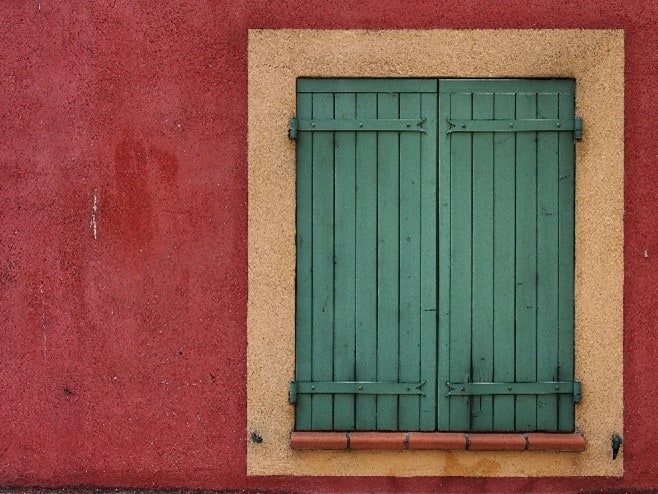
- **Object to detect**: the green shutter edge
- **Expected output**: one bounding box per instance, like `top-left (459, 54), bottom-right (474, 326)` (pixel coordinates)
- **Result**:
top-left (297, 78), bottom-right (437, 93)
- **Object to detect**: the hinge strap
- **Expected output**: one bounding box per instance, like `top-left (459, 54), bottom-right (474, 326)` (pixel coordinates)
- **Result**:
top-left (295, 118), bottom-right (426, 133)
top-left (446, 118), bottom-right (579, 134)
top-left (289, 380), bottom-right (426, 404)
top-left (446, 381), bottom-right (582, 403)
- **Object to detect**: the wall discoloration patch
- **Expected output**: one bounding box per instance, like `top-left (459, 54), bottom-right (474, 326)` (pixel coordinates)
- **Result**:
top-left (248, 29), bottom-right (624, 477)
top-left (111, 136), bottom-right (156, 255)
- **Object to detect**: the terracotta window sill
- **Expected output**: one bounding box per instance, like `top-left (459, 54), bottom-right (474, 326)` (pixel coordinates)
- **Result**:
top-left (290, 432), bottom-right (585, 451)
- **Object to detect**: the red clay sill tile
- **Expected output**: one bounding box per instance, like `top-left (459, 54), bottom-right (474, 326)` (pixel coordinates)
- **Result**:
top-left (290, 432), bottom-right (585, 451)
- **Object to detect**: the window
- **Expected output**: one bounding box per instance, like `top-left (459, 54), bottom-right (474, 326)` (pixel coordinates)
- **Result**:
top-left (291, 78), bottom-right (578, 433)
top-left (247, 28), bottom-right (623, 477)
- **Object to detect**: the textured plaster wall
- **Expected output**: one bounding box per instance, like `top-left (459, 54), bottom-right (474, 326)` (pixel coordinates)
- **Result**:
top-left (247, 28), bottom-right (624, 477)
top-left (0, 1), bottom-right (247, 488)
top-left (1, 0), bottom-right (658, 492)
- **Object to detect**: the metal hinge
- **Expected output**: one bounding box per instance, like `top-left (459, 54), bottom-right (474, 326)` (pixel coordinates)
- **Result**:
top-left (574, 116), bottom-right (583, 140)
top-left (288, 116), bottom-right (298, 139)
top-left (446, 381), bottom-right (582, 403)
top-left (289, 380), bottom-right (426, 405)
top-left (612, 434), bottom-right (623, 459)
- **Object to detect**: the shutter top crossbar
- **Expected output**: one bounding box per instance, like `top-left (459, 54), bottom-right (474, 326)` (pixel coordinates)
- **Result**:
top-left (446, 118), bottom-right (582, 137)
top-left (293, 117), bottom-right (426, 133)
top-left (289, 381), bottom-right (426, 404)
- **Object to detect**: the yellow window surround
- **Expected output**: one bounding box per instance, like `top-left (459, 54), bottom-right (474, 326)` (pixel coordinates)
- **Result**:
top-left (247, 29), bottom-right (624, 477)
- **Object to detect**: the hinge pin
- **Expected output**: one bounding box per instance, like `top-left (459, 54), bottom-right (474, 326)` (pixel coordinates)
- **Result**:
top-left (288, 116), bottom-right (298, 139)
top-left (612, 434), bottom-right (623, 459)
top-left (574, 117), bottom-right (583, 140)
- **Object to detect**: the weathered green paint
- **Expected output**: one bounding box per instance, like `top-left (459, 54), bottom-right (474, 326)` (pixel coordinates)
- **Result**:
top-left (295, 78), bottom-right (576, 432)
top-left (491, 91), bottom-right (517, 431)
top-left (536, 92), bottom-right (560, 431)
top-left (333, 92), bottom-right (357, 430)
top-left (354, 91), bottom-right (378, 430)
top-left (514, 90), bottom-right (539, 432)
top-left (438, 79), bottom-right (576, 432)
top-left (418, 91), bottom-right (438, 432)
top-left (398, 91), bottom-right (423, 431)
top-left (436, 88), bottom-right (452, 431)
top-left (376, 90), bottom-right (400, 430)
top-left (310, 91), bottom-right (334, 430)
top-left (294, 91), bottom-right (313, 430)
top-left (558, 91), bottom-right (576, 431)
top-left (471, 91), bottom-right (495, 432)
top-left (446, 89), bottom-right (473, 431)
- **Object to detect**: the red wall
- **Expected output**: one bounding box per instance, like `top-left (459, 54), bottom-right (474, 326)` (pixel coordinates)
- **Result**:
top-left (1, 1), bottom-right (657, 491)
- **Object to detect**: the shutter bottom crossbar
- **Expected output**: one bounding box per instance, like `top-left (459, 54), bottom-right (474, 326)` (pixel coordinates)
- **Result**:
top-left (289, 380), bottom-right (426, 404)
top-left (446, 381), bottom-right (581, 403)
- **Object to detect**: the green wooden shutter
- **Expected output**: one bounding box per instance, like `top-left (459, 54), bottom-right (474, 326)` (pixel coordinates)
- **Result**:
top-left (293, 78), bottom-right (578, 433)
top-left (293, 79), bottom-right (438, 431)
top-left (437, 79), bottom-right (577, 432)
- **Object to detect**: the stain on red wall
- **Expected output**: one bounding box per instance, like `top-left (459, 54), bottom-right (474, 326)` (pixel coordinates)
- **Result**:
top-left (0, 1), bottom-right (657, 492)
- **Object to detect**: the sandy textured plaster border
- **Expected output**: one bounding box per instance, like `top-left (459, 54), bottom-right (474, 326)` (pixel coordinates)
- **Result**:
top-left (247, 29), bottom-right (624, 477)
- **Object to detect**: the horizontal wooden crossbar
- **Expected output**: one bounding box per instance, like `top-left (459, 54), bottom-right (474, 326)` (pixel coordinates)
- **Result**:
top-left (296, 118), bottom-right (426, 132)
top-left (289, 380), bottom-right (426, 403)
top-left (446, 381), bottom-right (581, 403)
top-left (446, 118), bottom-right (576, 133)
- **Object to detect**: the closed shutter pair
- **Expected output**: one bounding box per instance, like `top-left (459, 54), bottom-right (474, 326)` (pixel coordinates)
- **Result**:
top-left (292, 78), bottom-right (579, 433)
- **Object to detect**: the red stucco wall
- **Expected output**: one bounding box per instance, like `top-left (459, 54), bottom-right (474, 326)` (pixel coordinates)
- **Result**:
top-left (1, 1), bottom-right (657, 492)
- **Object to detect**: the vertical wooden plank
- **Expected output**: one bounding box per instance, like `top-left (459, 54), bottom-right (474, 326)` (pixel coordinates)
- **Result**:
top-left (557, 90), bottom-right (576, 431)
top-left (419, 90), bottom-right (438, 431)
top-left (448, 91), bottom-right (472, 431)
top-left (311, 92), bottom-right (335, 430)
top-left (355, 92), bottom-right (378, 430)
top-left (399, 92), bottom-right (422, 431)
top-left (536, 92), bottom-right (560, 431)
top-left (470, 92), bottom-right (495, 431)
top-left (333, 92), bottom-right (357, 430)
top-left (437, 87), bottom-right (452, 430)
top-left (376, 91), bottom-right (400, 430)
top-left (492, 92), bottom-right (516, 431)
top-left (514, 91), bottom-right (538, 431)
top-left (295, 92), bottom-right (313, 430)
